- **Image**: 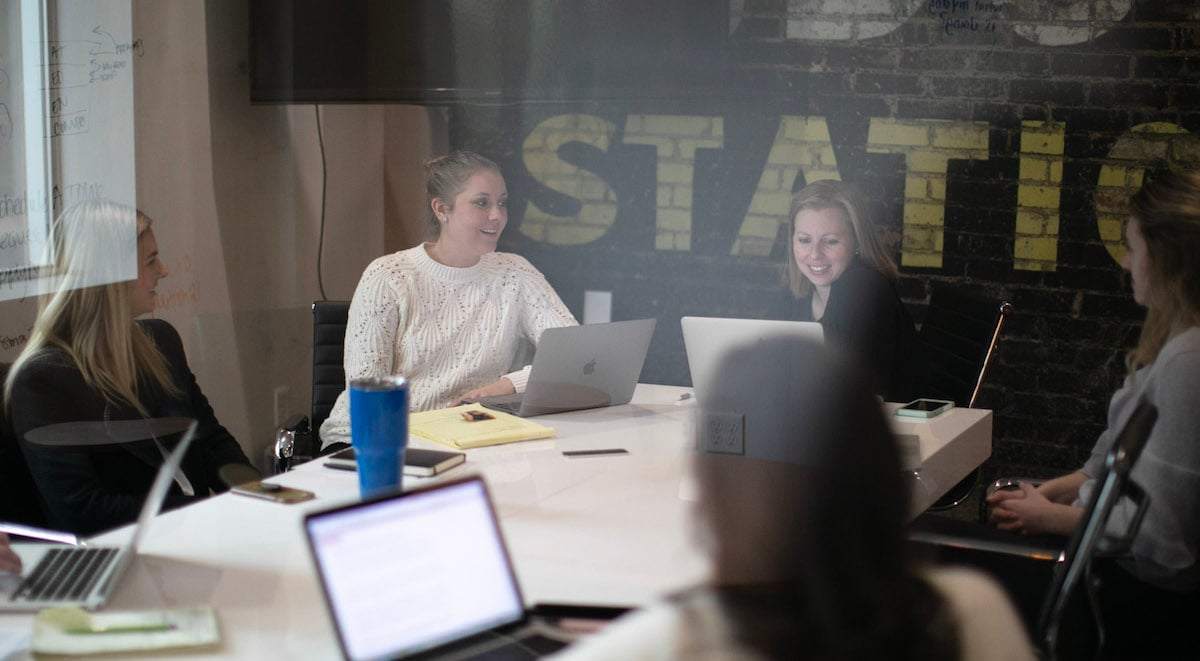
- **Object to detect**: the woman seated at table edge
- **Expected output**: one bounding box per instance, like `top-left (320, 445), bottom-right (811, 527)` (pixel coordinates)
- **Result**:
top-left (3, 199), bottom-right (258, 536)
top-left (319, 150), bottom-right (577, 449)
top-left (552, 336), bottom-right (1034, 660)
top-left (782, 179), bottom-right (920, 402)
top-left (988, 169), bottom-right (1200, 593)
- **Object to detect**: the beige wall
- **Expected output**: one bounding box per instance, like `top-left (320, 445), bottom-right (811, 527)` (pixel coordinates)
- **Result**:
top-left (0, 1), bottom-right (439, 468)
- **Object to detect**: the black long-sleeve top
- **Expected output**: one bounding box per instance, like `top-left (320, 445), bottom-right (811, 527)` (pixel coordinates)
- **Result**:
top-left (10, 319), bottom-right (254, 535)
top-left (787, 260), bottom-right (922, 402)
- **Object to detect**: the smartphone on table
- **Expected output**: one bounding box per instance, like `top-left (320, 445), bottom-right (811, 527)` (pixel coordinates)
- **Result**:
top-left (895, 398), bottom-right (955, 419)
top-left (231, 480), bottom-right (315, 504)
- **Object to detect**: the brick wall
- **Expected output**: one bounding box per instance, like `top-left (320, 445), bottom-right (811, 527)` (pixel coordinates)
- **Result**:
top-left (449, 0), bottom-right (1200, 479)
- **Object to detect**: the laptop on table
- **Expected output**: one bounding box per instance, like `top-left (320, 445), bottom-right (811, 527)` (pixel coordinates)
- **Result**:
top-left (467, 318), bottom-right (657, 417)
top-left (0, 417), bottom-right (198, 612)
top-left (680, 316), bottom-right (824, 406)
top-left (306, 476), bottom-right (597, 661)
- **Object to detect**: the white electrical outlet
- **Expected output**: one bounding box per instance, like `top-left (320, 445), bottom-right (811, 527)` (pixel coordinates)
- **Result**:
top-left (273, 386), bottom-right (290, 428)
top-left (701, 411), bottom-right (744, 455)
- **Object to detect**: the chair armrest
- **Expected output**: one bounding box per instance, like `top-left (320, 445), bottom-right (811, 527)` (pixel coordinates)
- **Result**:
top-left (273, 414), bottom-right (312, 473)
top-left (1095, 479), bottom-right (1150, 556)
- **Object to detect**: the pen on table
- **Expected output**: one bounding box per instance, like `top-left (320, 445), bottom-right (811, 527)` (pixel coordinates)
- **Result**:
top-left (66, 623), bottom-right (176, 635)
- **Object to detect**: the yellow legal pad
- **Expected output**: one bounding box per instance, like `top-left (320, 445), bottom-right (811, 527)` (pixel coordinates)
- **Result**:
top-left (410, 404), bottom-right (555, 449)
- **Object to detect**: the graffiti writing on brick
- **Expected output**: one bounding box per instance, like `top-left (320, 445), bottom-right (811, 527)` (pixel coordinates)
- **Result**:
top-left (927, 0), bottom-right (1001, 39)
top-left (785, 0), bottom-right (1132, 46)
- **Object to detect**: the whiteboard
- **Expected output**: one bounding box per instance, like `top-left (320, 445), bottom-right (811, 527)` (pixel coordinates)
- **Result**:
top-left (0, 0), bottom-right (137, 309)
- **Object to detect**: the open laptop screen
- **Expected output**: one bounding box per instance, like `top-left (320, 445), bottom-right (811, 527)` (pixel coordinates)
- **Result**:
top-left (681, 316), bottom-right (824, 407)
top-left (306, 478), bottom-right (525, 661)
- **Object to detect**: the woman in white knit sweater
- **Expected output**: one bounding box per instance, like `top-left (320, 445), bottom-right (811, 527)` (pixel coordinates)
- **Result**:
top-left (321, 151), bottom-right (577, 447)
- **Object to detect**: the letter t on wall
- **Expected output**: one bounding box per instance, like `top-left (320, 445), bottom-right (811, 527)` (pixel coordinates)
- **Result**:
top-left (623, 114), bottom-right (724, 251)
top-left (867, 118), bottom-right (989, 269)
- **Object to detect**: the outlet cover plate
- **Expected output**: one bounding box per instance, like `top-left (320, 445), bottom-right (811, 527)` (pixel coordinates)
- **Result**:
top-left (701, 410), bottom-right (744, 455)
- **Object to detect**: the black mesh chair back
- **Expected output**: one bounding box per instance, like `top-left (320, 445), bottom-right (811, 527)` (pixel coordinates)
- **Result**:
top-left (1037, 402), bottom-right (1157, 661)
top-left (275, 301), bottom-right (350, 471)
top-left (311, 300), bottom-right (351, 435)
top-left (919, 284), bottom-right (1012, 511)
top-left (918, 284), bottom-right (1012, 408)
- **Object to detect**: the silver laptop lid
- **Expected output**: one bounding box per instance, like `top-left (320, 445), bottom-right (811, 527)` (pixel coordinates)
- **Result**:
top-left (681, 316), bottom-right (824, 408)
top-left (521, 318), bottom-right (657, 416)
top-left (305, 476), bottom-right (525, 661)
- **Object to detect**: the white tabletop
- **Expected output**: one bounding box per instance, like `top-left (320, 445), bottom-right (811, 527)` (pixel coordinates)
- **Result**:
top-left (0, 384), bottom-right (990, 659)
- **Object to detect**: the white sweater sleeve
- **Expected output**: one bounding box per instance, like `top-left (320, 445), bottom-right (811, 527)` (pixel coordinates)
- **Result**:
top-left (501, 256), bottom-right (577, 393)
top-left (320, 260), bottom-right (404, 447)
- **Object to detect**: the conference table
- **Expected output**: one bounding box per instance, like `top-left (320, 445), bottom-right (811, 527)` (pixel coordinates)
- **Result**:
top-left (0, 384), bottom-right (991, 659)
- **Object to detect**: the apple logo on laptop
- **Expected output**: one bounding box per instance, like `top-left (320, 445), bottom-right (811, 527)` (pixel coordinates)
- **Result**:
top-left (583, 358), bottom-right (596, 375)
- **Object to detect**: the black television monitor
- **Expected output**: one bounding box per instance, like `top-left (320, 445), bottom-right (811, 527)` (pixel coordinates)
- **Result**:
top-left (249, 0), bottom-right (730, 104)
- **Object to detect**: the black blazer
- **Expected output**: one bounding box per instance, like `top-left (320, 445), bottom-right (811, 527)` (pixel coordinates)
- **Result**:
top-left (10, 319), bottom-right (254, 535)
top-left (787, 260), bottom-right (921, 402)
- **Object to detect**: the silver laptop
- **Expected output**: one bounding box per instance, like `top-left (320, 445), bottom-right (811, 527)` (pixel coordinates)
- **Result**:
top-left (468, 318), bottom-right (657, 417)
top-left (681, 316), bottom-right (824, 407)
top-left (305, 476), bottom-right (575, 661)
top-left (0, 417), bottom-right (198, 612)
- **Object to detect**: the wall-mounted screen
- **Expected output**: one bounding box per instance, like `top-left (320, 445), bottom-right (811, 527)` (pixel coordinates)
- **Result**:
top-left (249, 0), bottom-right (729, 104)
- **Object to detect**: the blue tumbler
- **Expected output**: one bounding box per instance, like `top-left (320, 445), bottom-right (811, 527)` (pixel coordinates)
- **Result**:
top-left (348, 376), bottom-right (408, 499)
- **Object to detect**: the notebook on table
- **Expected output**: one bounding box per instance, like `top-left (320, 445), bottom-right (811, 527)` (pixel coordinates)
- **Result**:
top-left (0, 418), bottom-right (198, 612)
top-left (324, 447), bottom-right (466, 477)
top-left (466, 318), bottom-right (657, 417)
top-left (305, 476), bottom-right (581, 660)
top-left (681, 316), bottom-right (824, 406)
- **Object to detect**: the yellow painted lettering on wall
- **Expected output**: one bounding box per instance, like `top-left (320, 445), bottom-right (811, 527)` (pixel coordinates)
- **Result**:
top-left (731, 116), bottom-right (840, 257)
top-left (521, 114), bottom-right (618, 245)
top-left (1095, 122), bottom-right (1190, 264)
top-left (867, 118), bottom-right (989, 269)
top-left (624, 114), bottom-right (724, 251)
top-left (1015, 121), bottom-right (1065, 272)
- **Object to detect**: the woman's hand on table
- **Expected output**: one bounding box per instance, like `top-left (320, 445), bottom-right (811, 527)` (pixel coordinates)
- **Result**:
top-left (987, 482), bottom-right (1081, 536)
top-left (455, 378), bottom-right (516, 405)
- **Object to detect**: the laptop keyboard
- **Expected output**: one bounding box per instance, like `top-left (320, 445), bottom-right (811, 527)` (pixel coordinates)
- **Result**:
top-left (11, 547), bottom-right (118, 603)
top-left (424, 629), bottom-right (568, 660)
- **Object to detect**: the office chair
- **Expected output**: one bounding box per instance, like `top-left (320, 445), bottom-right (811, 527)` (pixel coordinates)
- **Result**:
top-left (273, 300), bottom-right (350, 472)
top-left (0, 363), bottom-right (50, 527)
top-left (917, 283), bottom-right (1013, 510)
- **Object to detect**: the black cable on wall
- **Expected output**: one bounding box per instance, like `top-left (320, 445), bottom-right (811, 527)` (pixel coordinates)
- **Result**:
top-left (315, 104), bottom-right (329, 301)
